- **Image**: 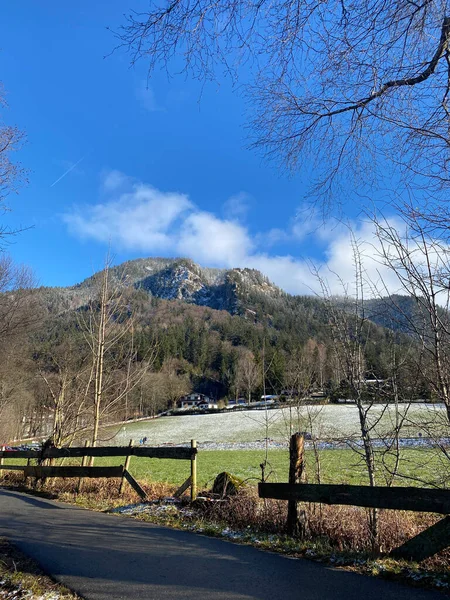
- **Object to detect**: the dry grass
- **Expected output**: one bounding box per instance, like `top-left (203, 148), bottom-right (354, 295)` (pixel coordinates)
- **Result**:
top-left (0, 537), bottom-right (81, 599)
top-left (0, 471), bottom-right (175, 511)
top-left (196, 486), bottom-right (446, 555)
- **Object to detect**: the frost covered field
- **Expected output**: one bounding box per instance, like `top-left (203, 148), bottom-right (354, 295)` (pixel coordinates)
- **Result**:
top-left (106, 403), bottom-right (447, 448)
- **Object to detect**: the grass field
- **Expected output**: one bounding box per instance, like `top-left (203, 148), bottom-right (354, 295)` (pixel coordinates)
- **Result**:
top-left (104, 403), bottom-right (448, 446)
top-left (89, 447), bottom-right (447, 488)
top-left (3, 404), bottom-right (448, 490)
top-left (2, 447), bottom-right (447, 488)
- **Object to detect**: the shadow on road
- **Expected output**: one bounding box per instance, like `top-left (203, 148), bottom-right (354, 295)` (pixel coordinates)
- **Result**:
top-left (0, 488), bottom-right (63, 510)
top-left (0, 489), bottom-right (445, 600)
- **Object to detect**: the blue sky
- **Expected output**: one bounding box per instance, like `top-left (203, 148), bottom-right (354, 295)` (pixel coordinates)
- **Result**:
top-left (0, 1), bottom-right (395, 295)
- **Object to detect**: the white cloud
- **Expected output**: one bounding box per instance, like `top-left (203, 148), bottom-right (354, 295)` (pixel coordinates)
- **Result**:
top-left (136, 82), bottom-right (163, 112)
top-left (246, 254), bottom-right (315, 295)
top-left (179, 212), bottom-right (253, 266)
top-left (64, 170), bottom-right (406, 297)
top-left (101, 170), bottom-right (130, 193)
top-left (222, 192), bottom-right (251, 220)
top-left (64, 176), bottom-right (193, 252)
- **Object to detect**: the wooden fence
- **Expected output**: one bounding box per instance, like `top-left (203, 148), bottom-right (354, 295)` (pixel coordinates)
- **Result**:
top-left (259, 433), bottom-right (450, 561)
top-left (0, 439), bottom-right (198, 501)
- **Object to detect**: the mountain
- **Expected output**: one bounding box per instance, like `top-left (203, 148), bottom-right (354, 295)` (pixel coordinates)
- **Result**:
top-left (20, 255), bottom-right (426, 428)
top-left (101, 257), bottom-right (281, 314)
top-left (44, 257), bottom-right (282, 318)
top-left (38, 256), bottom-right (421, 343)
top-left (34, 255), bottom-right (411, 369)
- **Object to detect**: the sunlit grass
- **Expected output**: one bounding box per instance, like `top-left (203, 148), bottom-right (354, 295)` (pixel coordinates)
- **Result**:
top-left (90, 447), bottom-right (447, 488)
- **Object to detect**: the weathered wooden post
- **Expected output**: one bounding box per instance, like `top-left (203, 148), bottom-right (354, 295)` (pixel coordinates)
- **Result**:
top-left (76, 440), bottom-right (90, 494)
top-left (119, 439), bottom-right (133, 495)
top-left (286, 432), bottom-right (305, 537)
top-left (24, 457), bottom-right (32, 486)
top-left (190, 439), bottom-right (197, 501)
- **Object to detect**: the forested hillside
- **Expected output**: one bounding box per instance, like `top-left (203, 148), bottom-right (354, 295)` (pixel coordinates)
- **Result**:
top-left (0, 257), bottom-right (428, 444)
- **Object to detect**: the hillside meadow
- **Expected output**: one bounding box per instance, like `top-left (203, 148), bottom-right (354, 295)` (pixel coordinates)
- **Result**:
top-left (90, 404), bottom-right (449, 488)
top-left (4, 404), bottom-right (447, 489)
top-left (106, 403), bottom-right (447, 445)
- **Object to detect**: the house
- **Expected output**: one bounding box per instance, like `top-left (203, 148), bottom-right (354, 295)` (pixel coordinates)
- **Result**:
top-left (178, 393), bottom-right (211, 410)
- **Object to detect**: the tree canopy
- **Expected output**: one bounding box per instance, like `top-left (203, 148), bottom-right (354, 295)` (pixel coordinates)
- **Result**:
top-left (117, 1), bottom-right (450, 204)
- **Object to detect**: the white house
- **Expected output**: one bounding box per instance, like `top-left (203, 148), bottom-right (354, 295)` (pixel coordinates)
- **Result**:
top-left (179, 393), bottom-right (211, 410)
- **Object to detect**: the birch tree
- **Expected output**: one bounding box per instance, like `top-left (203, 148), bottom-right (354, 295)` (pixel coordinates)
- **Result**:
top-left (79, 258), bottom-right (155, 459)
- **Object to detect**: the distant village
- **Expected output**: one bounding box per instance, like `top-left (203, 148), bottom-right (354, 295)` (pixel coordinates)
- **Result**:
top-left (176, 390), bottom-right (328, 412)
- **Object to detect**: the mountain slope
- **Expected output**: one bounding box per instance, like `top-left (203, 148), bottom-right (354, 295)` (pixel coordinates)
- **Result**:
top-left (61, 257), bottom-right (282, 317)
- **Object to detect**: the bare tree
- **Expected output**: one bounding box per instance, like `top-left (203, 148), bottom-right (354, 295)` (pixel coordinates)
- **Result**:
top-left (0, 255), bottom-right (36, 339)
top-left (235, 349), bottom-right (258, 404)
top-left (115, 1), bottom-right (450, 203)
top-left (373, 209), bottom-right (450, 487)
top-left (34, 333), bottom-right (91, 448)
top-left (159, 357), bottom-right (192, 409)
top-left (314, 238), bottom-right (382, 548)
top-left (78, 257), bottom-right (156, 458)
top-left (0, 346), bottom-right (35, 442)
top-left (375, 209), bottom-right (450, 427)
top-left (0, 257), bottom-right (39, 442)
top-left (281, 344), bottom-right (326, 484)
top-left (0, 85), bottom-right (26, 235)
top-left (136, 370), bottom-right (168, 417)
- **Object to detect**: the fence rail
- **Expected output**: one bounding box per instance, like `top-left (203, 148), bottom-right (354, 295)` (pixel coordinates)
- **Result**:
top-left (258, 482), bottom-right (450, 514)
top-left (0, 440), bottom-right (198, 501)
top-left (23, 466), bottom-right (124, 479)
top-left (0, 446), bottom-right (196, 460)
top-left (259, 432), bottom-right (450, 562)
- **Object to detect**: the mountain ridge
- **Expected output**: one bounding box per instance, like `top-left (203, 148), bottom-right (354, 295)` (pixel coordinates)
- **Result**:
top-left (36, 255), bottom-right (420, 338)
top-left (57, 256), bottom-right (283, 317)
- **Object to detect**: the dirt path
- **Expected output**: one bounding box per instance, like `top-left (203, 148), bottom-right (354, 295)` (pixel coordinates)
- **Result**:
top-left (0, 489), bottom-right (444, 600)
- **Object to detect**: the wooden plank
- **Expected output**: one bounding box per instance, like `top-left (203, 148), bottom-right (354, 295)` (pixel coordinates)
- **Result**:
top-left (390, 516), bottom-right (450, 561)
top-left (174, 476), bottom-right (192, 498)
top-left (119, 440), bottom-right (133, 495)
top-left (123, 469), bottom-right (147, 500)
top-left (23, 466), bottom-right (124, 479)
top-left (0, 446), bottom-right (197, 460)
top-left (76, 440), bottom-right (90, 494)
top-left (132, 447), bottom-right (196, 460)
top-left (287, 433), bottom-right (305, 536)
top-left (190, 439), bottom-right (197, 501)
top-left (258, 483), bottom-right (450, 514)
top-left (0, 450), bottom-right (42, 459)
top-left (1, 464), bottom-right (28, 471)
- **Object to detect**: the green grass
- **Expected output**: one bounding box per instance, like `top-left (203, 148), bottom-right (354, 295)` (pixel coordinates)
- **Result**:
top-left (93, 447), bottom-right (447, 488)
top-left (2, 447), bottom-right (447, 488)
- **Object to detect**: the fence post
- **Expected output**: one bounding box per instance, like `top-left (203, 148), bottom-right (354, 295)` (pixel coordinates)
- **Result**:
top-left (24, 457), bottom-right (32, 485)
top-left (76, 441), bottom-right (90, 494)
top-left (190, 439), bottom-right (197, 502)
top-left (119, 439), bottom-right (133, 495)
top-left (286, 433), bottom-right (305, 537)
top-left (0, 446), bottom-right (4, 479)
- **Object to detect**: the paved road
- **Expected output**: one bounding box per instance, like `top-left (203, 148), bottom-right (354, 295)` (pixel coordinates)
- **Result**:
top-left (0, 489), bottom-right (445, 600)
